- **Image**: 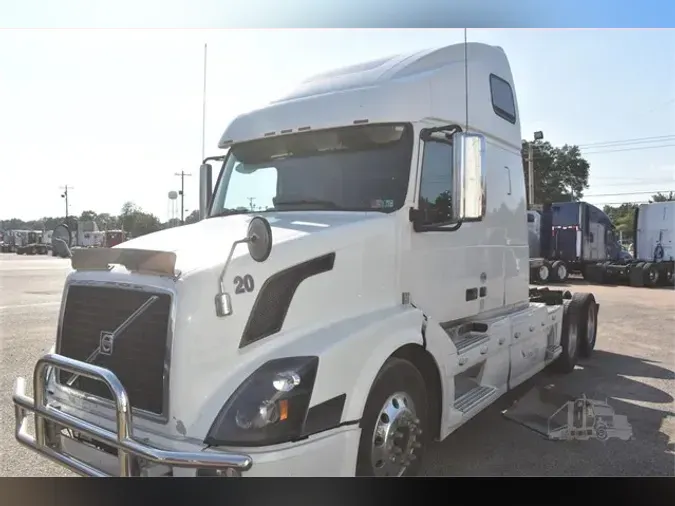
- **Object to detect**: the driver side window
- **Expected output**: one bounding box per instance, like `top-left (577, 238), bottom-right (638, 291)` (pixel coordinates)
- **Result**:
top-left (418, 140), bottom-right (454, 226)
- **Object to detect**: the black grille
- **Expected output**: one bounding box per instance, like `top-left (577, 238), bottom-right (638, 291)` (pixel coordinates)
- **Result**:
top-left (57, 285), bottom-right (172, 416)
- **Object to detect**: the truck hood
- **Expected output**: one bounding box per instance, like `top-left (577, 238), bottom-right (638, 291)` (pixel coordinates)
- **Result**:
top-left (117, 211), bottom-right (388, 275)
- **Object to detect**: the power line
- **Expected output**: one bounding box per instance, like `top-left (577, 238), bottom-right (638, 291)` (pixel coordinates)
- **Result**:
top-left (528, 141), bottom-right (675, 160)
top-left (584, 189), bottom-right (675, 198)
top-left (588, 180), bottom-right (675, 187)
top-left (582, 143), bottom-right (675, 155)
top-left (576, 134), bottom-right (675, 149)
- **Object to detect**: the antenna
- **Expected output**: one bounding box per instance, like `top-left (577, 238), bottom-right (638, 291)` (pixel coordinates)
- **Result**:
top-left (463, 28), bottom-right (469, 132)
top-left (202, 43), bottom-right (208, 161)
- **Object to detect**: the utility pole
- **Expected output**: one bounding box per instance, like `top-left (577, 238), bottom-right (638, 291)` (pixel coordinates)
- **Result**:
top-left (528, 131), bottom-right (544, 207)
top-left (60, 185), bottom-right (73, 219)
top-left (247, 197), bottom-right (256, 211)
top-left (174, 171), bottom-right (192, 223)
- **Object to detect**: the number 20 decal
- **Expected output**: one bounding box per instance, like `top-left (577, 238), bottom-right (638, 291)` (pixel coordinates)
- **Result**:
top-left (233, 274), bottom-right (255, 294)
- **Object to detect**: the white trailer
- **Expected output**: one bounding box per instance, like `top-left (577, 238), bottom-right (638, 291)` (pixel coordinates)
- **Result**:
top-left (596, 201), bottom-right (674, 287)
top-left (13, 42), bottom-right (600, 477)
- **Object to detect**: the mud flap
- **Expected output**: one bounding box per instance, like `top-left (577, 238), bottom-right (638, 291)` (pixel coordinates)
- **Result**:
top-left (501, 386), bottom-right (575, 438)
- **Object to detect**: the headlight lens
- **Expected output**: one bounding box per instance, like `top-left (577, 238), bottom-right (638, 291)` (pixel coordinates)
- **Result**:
top-left (204, 356), bottom-right (319, 447)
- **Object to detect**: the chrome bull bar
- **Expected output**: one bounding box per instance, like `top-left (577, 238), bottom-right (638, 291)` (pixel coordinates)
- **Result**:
top-left (12, 353), bottom-right (253, 477)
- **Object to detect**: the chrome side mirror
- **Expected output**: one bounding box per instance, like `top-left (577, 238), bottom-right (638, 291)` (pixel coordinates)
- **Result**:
top-left (199, 163), bottom-right (213, 221)
top-left (451, 132), bottom-right (486, 222)
top-left (215, 216), bottom-right (274, 317)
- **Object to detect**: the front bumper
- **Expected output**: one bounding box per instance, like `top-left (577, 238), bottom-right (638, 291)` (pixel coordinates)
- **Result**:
top-left (12, 353), bottom-right (253, 477)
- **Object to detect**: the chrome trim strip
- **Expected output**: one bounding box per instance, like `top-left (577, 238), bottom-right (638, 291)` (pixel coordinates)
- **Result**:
top-left (55, 279), bottom-right (176, 424)
top-left (13, 355), bottom-right (253, 477)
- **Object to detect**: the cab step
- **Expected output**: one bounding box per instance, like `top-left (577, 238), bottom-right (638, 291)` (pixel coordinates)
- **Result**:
top-left (545, 344), bottom-right (562, 361)
top-left (453, 332), bottom-right (490, 354)
top-left (454, 385), bottom-right (497, 413)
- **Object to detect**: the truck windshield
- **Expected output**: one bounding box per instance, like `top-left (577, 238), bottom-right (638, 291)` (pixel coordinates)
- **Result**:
top-left (209, 123), bottom-right (413, 216)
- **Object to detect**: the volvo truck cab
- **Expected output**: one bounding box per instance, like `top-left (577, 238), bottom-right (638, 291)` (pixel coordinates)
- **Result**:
top-left (13, 42), bottom-right (599, 477)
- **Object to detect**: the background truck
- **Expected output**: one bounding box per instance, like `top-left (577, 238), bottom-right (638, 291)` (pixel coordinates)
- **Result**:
top-left (15, 231), bottom-right (49, 255)
top-left (590, 201), bottom-right (675, 287)
top-left (104, 229), bottom-right (127, 247)
top-left (13, 41), bottom-right (600, 478)
top-left (528, 202), bottom-right (630, 284)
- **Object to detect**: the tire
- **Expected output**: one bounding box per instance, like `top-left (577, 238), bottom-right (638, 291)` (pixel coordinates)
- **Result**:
top-left (576, 293), bottom-right (598, 358)
top-left (594, 422), bottom-right (609, 442)
top-left (629, 262), bottom-right (645, 287)
top-left (537, 264), bottom-right (550, 284)
top-left (356, 358), bottom-right (429, 477)
top-left (665, 265), bottom-right (674, 287)
top-left (551, 261), bottom-right (569, 283)
top-left (552, 297), bottom-right (582, 374)
top-left (642, 263), bottom-right (660, 288)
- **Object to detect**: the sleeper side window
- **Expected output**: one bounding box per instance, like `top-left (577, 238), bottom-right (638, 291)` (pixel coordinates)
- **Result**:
top-left (490, 74), bottom-right (516, 124)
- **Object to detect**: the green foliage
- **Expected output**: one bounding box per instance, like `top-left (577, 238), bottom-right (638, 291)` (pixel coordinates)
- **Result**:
top-left (2, 202), bottom-right (175, 239)
top-left (650, 191), bottom-right (674, 202)
top-left (603, 193), bottom-right (672, 242)
top-left (522, 140), bottom-right (590, 205)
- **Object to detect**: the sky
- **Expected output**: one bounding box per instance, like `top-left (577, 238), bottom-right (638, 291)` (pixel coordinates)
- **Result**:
top-left (0, 28), bottom-right (674, 222)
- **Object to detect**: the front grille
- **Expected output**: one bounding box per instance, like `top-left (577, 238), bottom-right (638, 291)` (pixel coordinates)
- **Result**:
top-left (56, 284), bottom-right (172, 416)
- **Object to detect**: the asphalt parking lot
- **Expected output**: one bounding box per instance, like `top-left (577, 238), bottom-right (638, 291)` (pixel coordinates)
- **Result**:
top-left (0, 254), bottom-right (673, 477)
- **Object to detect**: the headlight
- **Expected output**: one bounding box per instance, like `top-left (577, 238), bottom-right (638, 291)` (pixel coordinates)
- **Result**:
top-left (204, 356), bottom-right (319, 447)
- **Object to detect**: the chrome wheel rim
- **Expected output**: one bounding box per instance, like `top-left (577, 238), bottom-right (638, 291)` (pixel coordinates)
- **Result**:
top-left (648, 269), bottom-right (659, 283)
top-left (370, 392), bottom-right (422, 477)
top-left (568, 318), bottom-right (578, 359)
top-left (539, 265), bottom-right (549, 281)
top-left (557, 264), bottom-right (567, 280)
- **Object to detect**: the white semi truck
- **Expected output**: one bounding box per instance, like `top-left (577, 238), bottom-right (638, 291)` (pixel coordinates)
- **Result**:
top-left (592, 201), bottom-right (674, 287)
top-left (13, 42), bottom-right (600, 477)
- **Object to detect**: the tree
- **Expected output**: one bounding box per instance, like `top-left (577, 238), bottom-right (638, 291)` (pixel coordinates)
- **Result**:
top-left (184, 210), bottom-right (200, 224)
top-left (119, 201), bottom-right (162, 238)
top-left (522, 140), bottom-right (590, 205)
top-left (650, 191), bottom-right (674, 202)
top-left (603, 203), bottom-right (637, 241)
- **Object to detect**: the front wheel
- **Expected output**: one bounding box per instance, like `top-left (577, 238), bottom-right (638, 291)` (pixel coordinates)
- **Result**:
top-left (356, 358), bottom-right (429, 477)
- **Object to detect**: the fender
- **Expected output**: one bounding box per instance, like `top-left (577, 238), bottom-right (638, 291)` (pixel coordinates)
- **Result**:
top-left (336, 306), bottom-right (427, 423)
top-left (418, 315), bottom-right (459, 440)
top-left (188, 304), bottom-right (426, 438)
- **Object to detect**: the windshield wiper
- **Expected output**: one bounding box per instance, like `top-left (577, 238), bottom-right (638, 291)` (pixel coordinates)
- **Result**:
top-left (273, 198), bottom-right (346, 210)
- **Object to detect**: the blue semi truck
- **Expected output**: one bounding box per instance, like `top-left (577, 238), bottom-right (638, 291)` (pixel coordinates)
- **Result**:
top-left (528, 201), bottom-right (631, 284)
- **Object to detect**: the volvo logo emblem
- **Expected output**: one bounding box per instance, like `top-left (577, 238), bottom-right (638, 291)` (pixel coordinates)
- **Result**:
top-left (99, 331), bottom-right (115, 355)
top-left (65, 294), bottom-right (160, 387)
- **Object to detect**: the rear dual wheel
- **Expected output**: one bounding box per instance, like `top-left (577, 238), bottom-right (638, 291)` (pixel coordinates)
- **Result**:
top-left (553, 292), bottom-right (598, 373)
top-left (551, 261), bottom-right (569, 282)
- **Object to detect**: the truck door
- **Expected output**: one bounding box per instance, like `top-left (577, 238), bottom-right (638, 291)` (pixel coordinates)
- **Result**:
top-left (402, 129), bottom-right (507, 323)
top-left (588, 222), bottom-right (606, 261)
